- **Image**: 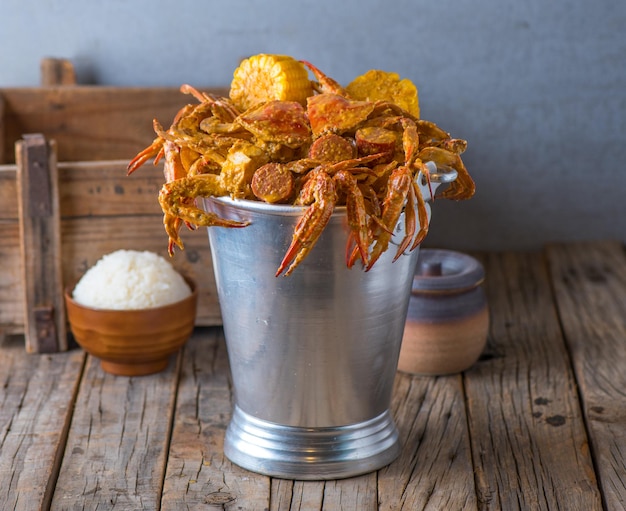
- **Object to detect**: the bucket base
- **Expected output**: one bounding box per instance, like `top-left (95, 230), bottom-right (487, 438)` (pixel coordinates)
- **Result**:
top-left (224, 405), bottom-right (401, 480)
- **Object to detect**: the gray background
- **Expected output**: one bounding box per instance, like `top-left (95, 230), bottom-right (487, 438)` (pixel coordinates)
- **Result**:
top-left (1, 0), bottom-right (624, 251)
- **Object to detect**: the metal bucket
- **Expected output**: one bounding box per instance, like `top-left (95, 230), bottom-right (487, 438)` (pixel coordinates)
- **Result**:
top-left (203, 165), bottom-right (455, 480)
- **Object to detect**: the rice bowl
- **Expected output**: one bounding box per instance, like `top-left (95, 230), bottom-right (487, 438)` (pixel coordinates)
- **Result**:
top-left (72, 250), bottom-right (191, 310)
top-left (65, 251), bottom-right (197, 376)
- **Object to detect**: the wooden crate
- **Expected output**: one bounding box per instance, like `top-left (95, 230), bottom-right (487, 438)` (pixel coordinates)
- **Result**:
top-left (0, 76), bottom-right (229, 350)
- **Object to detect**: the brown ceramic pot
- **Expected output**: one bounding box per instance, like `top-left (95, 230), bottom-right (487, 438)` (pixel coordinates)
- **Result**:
top-left (64, 277), bottom-right (198, 376)
top-left (398, 249), bottom-right (489, 376)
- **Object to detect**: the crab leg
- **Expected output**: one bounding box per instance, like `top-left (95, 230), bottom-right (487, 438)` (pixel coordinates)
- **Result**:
top-left (276, 170), bottom-right (337, 277)
top-left (345, 182), bottom-right (386, 268)
top-left (418, 146), bottom-right (475, 200)
top-left (392, 182), bottom-right (417, 261)
top-left (366, 166), bottom-right (412, 271)
top-left (161, 141), bottom-right (196, 250)
top-left (410, 179), bottom-right (430, 251)
top-left (334, 170), bottom-right (370, 267)
top-left (127, 137), bottom-right (164, 175)
top-left (158, 174), bottom-right (249, 255)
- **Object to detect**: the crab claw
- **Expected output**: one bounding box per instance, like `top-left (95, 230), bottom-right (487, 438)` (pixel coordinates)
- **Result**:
top-left (300, 60), bottom-right (349, 96)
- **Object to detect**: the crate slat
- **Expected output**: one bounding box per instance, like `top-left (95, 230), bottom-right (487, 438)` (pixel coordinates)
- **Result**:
top-left (16, 135), bottom-right (67, 352)
top-left (0, 86), bottom-right (228, 164)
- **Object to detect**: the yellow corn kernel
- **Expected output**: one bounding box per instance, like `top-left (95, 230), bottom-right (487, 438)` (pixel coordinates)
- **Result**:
top-left (229, 54), bottom-right (314, 111)
top-left (346, 69), bottom-right (420, 118)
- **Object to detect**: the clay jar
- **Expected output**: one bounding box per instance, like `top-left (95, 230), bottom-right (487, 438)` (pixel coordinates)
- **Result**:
top-left (398, 249), bottom-right (489, 376)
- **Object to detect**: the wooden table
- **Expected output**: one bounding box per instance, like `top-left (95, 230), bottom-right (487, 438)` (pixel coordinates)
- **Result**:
top-left (1, 241), bottom-right (625, 510)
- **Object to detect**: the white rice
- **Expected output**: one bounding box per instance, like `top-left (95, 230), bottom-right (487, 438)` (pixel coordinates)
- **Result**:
top-left (72, 250), bottom-right (192, 310)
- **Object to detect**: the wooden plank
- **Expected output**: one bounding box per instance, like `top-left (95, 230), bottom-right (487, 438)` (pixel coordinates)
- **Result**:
top-left (0, 86), bottom-right (228, 164)
top-left (465, 251), bottom-right (603, 510)
top-left (0, 165), bottom-right (19, 334)
top-left (40, 58), bottom-right (76, 86)
top-left (58, 159), bottom-right (164, 217)
top-left (0, 95), bottom-right (5, 163)
top-left (16, 135), bottom-right (67, 352)
top-left (0, 164), bottom-right (17, 219)
top-left (161, 327), bottom-right (271, 510)
top-left (1, 159), bottom-right (164, 220)
top-left (2, 160), bottom-right (222, 331)
top-left (378, 373), bottom-right (477, 510)
top-left (546, 241), bottom-right (626, 510)
top-left (270, 464), bottom-right (378, 510)
top-left (50, 351), bottom-right (180, 509)
top-left (270, 480), bottom-right (324, 510)
top-left (272, 476), bottom-right (379, 511)
top-left (0, 334), bottom-right (85, 511)
top-left (1, 215), bottom-right (221, 331)
top-left (0, 222), bottom-right (22, 333)
top-left (322, 473), bottom-right (378, 510)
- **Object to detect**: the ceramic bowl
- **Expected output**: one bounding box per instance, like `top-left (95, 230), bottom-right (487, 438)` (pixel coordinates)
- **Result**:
top-left (64, 277), bottom-right (198, 376)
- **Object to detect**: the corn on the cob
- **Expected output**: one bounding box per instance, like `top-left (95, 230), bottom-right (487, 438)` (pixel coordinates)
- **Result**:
top-left (229, 54), bottom-right (314, 111)
top-left (346, 69), bottom-right (420, 118)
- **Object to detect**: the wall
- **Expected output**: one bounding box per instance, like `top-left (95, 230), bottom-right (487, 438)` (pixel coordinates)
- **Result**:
top-left (2, 0), bottom-right (624, 251)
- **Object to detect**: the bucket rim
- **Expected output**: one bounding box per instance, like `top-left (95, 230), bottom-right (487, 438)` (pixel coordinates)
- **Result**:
top-left (205, 162), bottom-right (455, 217)
top-left (205, 196), bottom-right (347, 217)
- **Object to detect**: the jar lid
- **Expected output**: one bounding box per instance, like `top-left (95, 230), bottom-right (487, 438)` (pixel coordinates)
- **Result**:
top-left (412, 249), bottom-right (485, 293)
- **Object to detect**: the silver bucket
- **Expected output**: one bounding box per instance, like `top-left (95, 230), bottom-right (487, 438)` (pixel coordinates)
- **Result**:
top-left (203, 165), bottom-right (456, 480)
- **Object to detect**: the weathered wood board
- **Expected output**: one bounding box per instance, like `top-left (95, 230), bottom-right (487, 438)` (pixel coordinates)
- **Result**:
top-left (50, 354), bottom-right (180, 510)
top-left (547, 241), bottom-right (626, 510)
top-left (464, 250), bottom-right (604, 510)
top-left (0, 86), bottom-right (227, 164)
top-left (0, 335), bottom-right (85, 511)
top-left (16, 135), bottom-right (67, 352)
top-left (161, 327), bottom-right (272, 510)
top-left (1, 158), bottom-right (221, 336)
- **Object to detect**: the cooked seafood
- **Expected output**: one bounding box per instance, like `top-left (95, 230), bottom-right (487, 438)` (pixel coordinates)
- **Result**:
top-left (128, 54), bottom-right (475, 275)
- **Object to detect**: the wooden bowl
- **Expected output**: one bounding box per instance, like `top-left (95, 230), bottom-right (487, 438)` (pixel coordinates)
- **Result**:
top-left (64, 277), bottom-right (198, 376)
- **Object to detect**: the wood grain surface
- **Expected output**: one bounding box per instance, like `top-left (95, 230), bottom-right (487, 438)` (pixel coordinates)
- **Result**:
top-left (0, 241), bottom-right (624, 510)
top-left (547, 242), bottom-right (626, 511)
top-left (0, 86), bottom-right (227, 164)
